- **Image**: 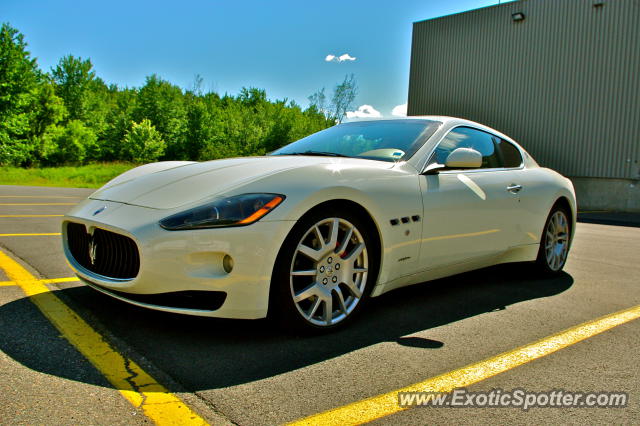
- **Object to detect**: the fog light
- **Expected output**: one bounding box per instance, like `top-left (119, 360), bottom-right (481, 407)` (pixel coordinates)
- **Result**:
top-left (223, 255), bottom-right (234, 273)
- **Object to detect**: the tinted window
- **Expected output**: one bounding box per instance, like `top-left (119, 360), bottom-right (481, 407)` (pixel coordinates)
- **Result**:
top-left (270, 120), bottom-right (441, 162)
top-left (432, 127), bottom-right (501, 169)
top-left (495, 138), bottom-right (523, 168)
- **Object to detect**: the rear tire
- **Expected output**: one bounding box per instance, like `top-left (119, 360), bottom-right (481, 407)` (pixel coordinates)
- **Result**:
top-left (535, 206), bottom-right (571, 275)
top-left (270, 207), bottom-right (378, 333)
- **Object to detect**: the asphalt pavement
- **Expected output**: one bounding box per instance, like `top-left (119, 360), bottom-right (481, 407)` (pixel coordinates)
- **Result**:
top-left (0, 184), bottom-right (638, 425)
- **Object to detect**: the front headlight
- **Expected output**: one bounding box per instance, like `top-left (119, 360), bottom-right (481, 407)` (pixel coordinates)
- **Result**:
top-left (159, 193), bottom-right (285, 230)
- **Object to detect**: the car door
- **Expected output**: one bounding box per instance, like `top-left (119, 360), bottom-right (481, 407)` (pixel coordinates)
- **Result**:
top-left (492, 136), bottom-right (537, 247)
top-left (418, 126), bottom-right (521, 269)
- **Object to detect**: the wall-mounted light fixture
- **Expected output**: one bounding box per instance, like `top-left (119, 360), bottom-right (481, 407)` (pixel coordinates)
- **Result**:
top-left (512, 12), bottom-right (525, 22)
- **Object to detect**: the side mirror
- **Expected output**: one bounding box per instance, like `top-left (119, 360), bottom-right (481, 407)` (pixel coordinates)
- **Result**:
top-left (422, 147), bottom-right (483, 175)
top-left (445, 148), bottom-right (482, 169)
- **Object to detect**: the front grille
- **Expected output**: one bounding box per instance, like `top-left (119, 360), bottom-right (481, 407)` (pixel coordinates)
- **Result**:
top-left (66, 222), bottom-right (140, 279)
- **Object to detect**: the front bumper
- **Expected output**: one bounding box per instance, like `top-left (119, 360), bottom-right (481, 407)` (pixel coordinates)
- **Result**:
top-left (63, 198), bottom-right (295, 319)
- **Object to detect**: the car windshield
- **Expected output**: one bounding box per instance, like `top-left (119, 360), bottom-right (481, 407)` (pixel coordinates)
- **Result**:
top-left (270, 119), bottom-right (441, 162)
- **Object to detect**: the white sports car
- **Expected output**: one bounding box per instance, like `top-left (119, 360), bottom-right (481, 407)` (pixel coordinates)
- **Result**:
top-left (63, 116), bottom-right (576, 331)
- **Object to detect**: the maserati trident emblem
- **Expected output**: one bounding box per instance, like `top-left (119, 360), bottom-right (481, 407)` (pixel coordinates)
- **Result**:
top-left (93, 206), bottom-right (107, 216)
top-left (88, 237), bottom-right (98, 266)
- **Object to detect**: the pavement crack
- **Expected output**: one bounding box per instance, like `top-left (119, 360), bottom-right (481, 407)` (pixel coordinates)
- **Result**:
top-left (0, 243), bottom-right (47, 281)
top-left (122, 355), bottom-right (147, 408)
top-left (194, 390), bottom-right (239, 426)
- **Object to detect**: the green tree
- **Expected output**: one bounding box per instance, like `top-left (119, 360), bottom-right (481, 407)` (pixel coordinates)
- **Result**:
top-left (83, 77), bottom-right (111, 145)
top-left (134, 74), bottom-right (186, 159)
top-left (45, 120), bottom-right (97, 164)
top-left (0, 24), bottom-right (335, 166)
top-left (330, 74), bottom-right (357, 123)
top-left (51, 55), bottom-right (96, 122)
top-left (0, 23), bottom-right (41, 165)
top-left (238, 87), bottom-right (267, 109)
top-left (30, 82), bottom-right (66, 137)
top-left (308, 87), bottom-right (327, 118)
top-left (30, 81), bottom-right (67, 163)
top-left (50, 56), bottom-right (111, 161)
top-left (184, 95), bottom-right (213, 160)
top-left (121, 119), bottom-right (165, 163)
top-left (100, 86), bottom-right (137, 161)
top-left (264, 100), bottom-right (300, 152)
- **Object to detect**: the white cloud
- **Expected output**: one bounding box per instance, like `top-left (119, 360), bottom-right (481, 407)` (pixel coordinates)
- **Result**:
top-left (346, 105), bottom-right (382, 119)
top-left (338, 53), bottom-right (356, 62)
top-left (391, 103), bottom-right (407, 116)
top-left (325, 53), bottom-right (357, 62)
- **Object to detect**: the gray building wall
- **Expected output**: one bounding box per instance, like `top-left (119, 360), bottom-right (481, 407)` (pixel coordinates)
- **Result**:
top-left (407, 0), bottom-right (640, 211)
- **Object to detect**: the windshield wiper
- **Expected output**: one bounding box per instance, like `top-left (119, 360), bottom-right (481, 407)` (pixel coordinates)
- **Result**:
top-left (275, 151), bottom-right (352, 158)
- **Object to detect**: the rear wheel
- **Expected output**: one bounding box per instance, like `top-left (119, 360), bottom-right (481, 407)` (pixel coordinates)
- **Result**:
top-left (271, 209), bottom-right (377, 332)
top-left (535, 206), bottom-right (571, 274)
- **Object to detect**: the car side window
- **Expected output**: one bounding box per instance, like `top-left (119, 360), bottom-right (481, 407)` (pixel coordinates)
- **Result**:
top-left (494, 137), bottom-right (523, 168)
top-left (432, 127), bottom-right (501, 169)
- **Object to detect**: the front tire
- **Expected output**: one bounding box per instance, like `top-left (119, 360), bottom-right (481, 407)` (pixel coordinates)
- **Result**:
top-left (271, 208), bottom-right (378, 332)
top-left (535, 206), bottom-right (571, 275)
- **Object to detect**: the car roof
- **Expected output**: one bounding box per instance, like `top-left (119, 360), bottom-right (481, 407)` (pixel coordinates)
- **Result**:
top-left (342, 115), bottom-right (515, 143)
top-left (345, 115), bottom-right (482, 127)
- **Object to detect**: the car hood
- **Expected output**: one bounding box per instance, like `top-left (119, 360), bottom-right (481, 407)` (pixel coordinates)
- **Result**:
top-left (90, 156), bottom-right (394, 209)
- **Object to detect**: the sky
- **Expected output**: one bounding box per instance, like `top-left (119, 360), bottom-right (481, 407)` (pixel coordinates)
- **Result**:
top-left (1, 0), bottom-right (514, 117)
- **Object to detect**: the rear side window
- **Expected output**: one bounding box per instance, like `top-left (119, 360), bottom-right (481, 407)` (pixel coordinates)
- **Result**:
top-left (495, 138), bottom-right (523, 168)
top-left (432, 127), bottom-right (501, 169)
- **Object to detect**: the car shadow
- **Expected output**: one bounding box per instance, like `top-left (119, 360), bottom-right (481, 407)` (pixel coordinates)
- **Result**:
top-left (0, 263), bottom-right (573, 391)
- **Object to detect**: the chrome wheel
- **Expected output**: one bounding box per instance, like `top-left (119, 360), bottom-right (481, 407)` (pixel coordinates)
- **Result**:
top-left (545, 210), bottom-right (569, 271)
top-left (289, 217), bottom-right (368, 327)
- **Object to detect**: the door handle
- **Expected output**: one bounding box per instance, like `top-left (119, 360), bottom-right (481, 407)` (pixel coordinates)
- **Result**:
top-left (507, 184), bottom-right (523, 193)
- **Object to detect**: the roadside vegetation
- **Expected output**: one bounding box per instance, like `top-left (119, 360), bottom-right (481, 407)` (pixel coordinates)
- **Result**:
top-left (0, 23), bottom-right (357, 178)
top-left (0, 163), bottom-right (134, 188)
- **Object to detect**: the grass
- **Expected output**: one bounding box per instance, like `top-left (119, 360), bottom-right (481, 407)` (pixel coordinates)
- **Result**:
top-left (0, 163), bottom-right (136, 188)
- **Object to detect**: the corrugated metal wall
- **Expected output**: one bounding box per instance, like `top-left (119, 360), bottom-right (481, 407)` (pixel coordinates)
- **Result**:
top-left (407, 0), bottom-right (640, 179)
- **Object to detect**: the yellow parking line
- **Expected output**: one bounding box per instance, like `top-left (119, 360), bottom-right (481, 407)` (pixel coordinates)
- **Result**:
top-left (0, 250), bottom-right (208, 425)
top-left (289, 304), bottom-right (640, 425)
top-left (41, 277), bottom-right (80, 284)
top-left (0, 196), bottom-right (80, 199)
top-left (0, 214), bottom-right (64, 217)
top-left (0, 203), bottom-right (76, 206)
top-left (0, 233), bottom-right (61, 236)
top-left (0, 277), bottom-right (79, 286)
